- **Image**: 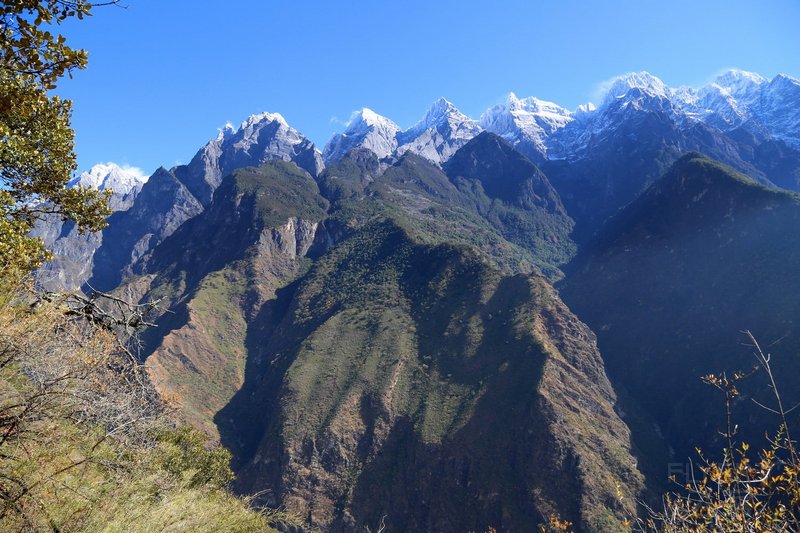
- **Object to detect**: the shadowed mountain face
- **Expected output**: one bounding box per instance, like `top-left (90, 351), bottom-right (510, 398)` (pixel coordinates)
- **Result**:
top-left (560, 153), bottom-right (800, 464)
top-left (444, 132), bottom-right (575, 276)
top-left (68, 115), bottom-right (325, 293)
top-left (316, 134), bottom-right (576, 279)
top-left (88, 167), bottom-right (204, 292)
top-left (218, 220), bottom-right (643, 532)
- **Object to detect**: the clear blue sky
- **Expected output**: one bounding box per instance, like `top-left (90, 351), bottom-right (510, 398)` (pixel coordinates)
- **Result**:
top-left (58, 0), bottom-right (800, 176)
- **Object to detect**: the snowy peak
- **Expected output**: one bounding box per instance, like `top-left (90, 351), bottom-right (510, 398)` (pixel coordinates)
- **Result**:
top-left (179, 111), bottom-right (324, 205)
top-left (668, 71), bottom-right (800, 145)
top-left (397, 98), bottom-right (482, 165)
top-left (226, 112), bottom-right (304, 154)
top-left (321, 68), bottom-right (800, 164)
top-left (768, 73), bottom-right (800, 93)
top-left (714, 69), bottom-right (768, 96)
top-left (599, 71), bottom-right (670, 108)
top-left (410, 97), bottom-right (472, 133)
top-left (323, 108), bottom-right (400, 162)
top-left (345, 108), bottom-right (401, 136)
top-left (480, 92), bottom-right (573, 161)
top-left (69, 162), bottom-right (148, 196)
top-left (243, 111), bottom-right (289, 129)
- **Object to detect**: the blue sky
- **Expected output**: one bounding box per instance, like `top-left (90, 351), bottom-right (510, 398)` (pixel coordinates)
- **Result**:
top-left (59, 0), bottom-right (800, 176)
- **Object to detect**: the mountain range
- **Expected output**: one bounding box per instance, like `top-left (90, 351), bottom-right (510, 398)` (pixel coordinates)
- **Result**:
top-left (33, 69), bottom-right (800, 532)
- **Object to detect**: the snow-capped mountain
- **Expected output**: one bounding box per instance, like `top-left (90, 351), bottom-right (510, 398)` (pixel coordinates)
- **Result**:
top-left (672, 70), bottom-right (767, 131)
top-left (69, 162), bottom-right (148, 194)
top-left (758, 74), bottom-right (800, 147)
top-left (177, 112), bottom-right (324, 205)
top-left (671, 70), bottom-right (800, 147)
top-left (547, 72), bottom-right (689, 159)
top-left (67, 162), bottom-right (149, 212)
top-left (480, 93), bottom-right (573, 161)
top-left (396, 98), bottom-right (483, 164)
top-left (323, 108), bottom-right (400, 163)
top-left (598, 71), bottom-right (671, 109)
top-left (34, 164), bottom-right (147, 291)
top-left (324, 99), bottom-right (481, 166)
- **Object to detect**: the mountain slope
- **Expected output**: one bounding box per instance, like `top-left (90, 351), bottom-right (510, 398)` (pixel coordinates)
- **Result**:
top-left (75, 114), bottom-right (323, 293)
top-left (675, 69), bottom-right (800, 148)
top-left (326, 140), bottom-right (575, 278)
top-left (219, 219), bottom-right (644, 532)
top-left (88, 167), bottom-right (204, 291)
top-left (560, 153), bottom-right (800, 463)
top-left (444, 132), bottom-right (576, 276)
top-left (123, 162), bottom-right (330, 437)
top-left (542, 83), bottom-right (780, 240)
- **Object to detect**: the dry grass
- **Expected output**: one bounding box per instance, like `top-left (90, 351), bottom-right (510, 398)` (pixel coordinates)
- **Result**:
top-left (0, 277), bottom-right (289, 532)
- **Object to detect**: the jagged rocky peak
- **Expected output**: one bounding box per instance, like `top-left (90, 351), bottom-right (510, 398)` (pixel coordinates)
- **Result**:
top-left (68, 162), bottom-right (148, 196)
top-left (396, 97), bottom-right (482, 164)
top-left (480, 92), bottom-right (573, 160)
top-left (177, 111), bottom-right (324, 205)
top-left (323, 107), bottom-right (400, 162)
top-left (407, 97), bottom-right (477, 134)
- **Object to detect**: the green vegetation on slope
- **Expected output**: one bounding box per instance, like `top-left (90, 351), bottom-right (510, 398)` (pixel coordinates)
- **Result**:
top-left (231, 162), bottom-right (329, 227)
top-left (221, 218), bottom-right (644, 532)
top-left (126, 162), bottom-right (329, 438)
top-left (561, 152), bottom-right (800, 466)
top-left (323, 149), bottom-right (573, 277)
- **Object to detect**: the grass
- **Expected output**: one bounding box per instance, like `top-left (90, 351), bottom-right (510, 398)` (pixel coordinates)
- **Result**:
top-left (0, 279), bottom-right (289, 532)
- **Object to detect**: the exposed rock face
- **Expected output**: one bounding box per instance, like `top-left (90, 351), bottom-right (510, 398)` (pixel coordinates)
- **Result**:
top-left (88, 167), bottom-right (204, 292)
top-left (33, 163), bottom-right (148, 291)
top-left (480, 93), bottom-right (574, 162)
top-left (33, 224), bottom-right (105, 292)
top-left (325, 99), bottom-right (482, 166)
top-left (175, 113), bottom-right (324, 206)
top-left (323, 109), bottom-right (400, 163)
top-left (396, 98), bottom-right (483, 165)
top-left (36, 113), bottom-right (325, 294)
top-left (674, 70), bottom-right (800, 148)
top-left (220, 221), bottom-right (644, 533)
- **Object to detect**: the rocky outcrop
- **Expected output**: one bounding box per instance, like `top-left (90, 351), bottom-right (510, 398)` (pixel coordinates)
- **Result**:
top-left (396, 98), bottom-right (483, 165)
top-left (323, 108), bottom-right (401, 163)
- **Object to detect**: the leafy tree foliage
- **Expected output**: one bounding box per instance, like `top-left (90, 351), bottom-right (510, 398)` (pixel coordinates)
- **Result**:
top-left (0, 1), bottom-right (113, 274)
top-left (630, 333), bottom-right (800, 532)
